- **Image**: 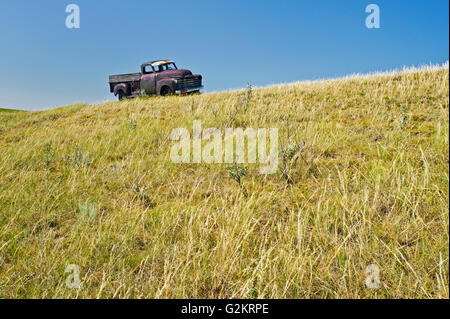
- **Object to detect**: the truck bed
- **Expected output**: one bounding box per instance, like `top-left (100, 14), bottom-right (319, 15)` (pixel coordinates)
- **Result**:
top-left (109, 73), bottom-right (141, 83)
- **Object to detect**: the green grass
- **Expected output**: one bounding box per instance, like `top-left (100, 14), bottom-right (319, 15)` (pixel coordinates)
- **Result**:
top-left (0, 66), bottom-right (448, 298)
top-left (0, 108), bottom-right (23, 113)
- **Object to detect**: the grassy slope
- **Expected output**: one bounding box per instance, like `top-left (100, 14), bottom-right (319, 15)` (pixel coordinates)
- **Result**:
top-left (0, 68), bottom-right (448, 298)
top-left (0, 108), bottom-right (23, 113)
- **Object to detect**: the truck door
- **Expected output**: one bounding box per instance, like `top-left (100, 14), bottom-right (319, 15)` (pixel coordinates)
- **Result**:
top-left (141, 65), bottom-right (157, 94)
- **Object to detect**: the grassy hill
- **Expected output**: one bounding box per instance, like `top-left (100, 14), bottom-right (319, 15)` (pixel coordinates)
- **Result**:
top-left (0, 108), bottom-right (23, 113)
top-left (0, 65), bottom-right (448, 298)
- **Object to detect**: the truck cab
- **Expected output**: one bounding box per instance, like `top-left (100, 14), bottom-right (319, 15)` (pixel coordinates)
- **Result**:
top-left (109, 60), bottom-right (203, 100)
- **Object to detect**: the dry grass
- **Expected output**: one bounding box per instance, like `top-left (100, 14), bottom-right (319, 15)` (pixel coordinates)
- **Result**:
top-left (0, 65), bottom-right (448, 298)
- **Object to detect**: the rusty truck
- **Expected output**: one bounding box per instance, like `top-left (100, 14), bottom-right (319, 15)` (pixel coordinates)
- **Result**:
top-left (109, 60), bottom-right (203, 100)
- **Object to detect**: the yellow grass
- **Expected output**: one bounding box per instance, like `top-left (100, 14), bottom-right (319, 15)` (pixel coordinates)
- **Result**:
top-left (0, 65), bottom-right (448, 298)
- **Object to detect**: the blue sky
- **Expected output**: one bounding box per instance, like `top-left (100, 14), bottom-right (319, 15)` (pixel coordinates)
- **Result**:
top-left (0, 0), bottom-right (448, 110)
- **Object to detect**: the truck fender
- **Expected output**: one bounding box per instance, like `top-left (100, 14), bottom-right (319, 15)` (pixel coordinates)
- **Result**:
top-left (157, 79), bottom-right (177, 95)
top-left (113, 83), bottom-right (129, 96)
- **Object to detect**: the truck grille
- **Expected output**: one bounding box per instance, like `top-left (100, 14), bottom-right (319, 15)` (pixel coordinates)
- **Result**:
top-left (178, 76), bottom-right (202, 91)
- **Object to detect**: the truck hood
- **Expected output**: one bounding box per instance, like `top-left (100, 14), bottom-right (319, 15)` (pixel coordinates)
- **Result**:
top-left (159, 69), bottom-right (192, 79)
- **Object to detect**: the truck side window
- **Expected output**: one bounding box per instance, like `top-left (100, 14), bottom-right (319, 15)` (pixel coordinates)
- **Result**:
top-left (144, 65), bottom-right (154, 74)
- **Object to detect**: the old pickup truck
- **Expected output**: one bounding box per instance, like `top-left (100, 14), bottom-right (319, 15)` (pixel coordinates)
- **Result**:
top-left (109, 60), bottom-right (203, 100)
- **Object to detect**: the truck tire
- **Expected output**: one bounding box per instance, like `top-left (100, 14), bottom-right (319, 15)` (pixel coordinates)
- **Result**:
top-left (160, 86), bottom-right (173, 96)
top-left (118, 91), bottom-right (126, 101)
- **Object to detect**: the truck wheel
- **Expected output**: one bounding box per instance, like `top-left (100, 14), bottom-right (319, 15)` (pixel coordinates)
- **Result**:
top-left (118, 91), bottom-right (125, 101)
top-left (160, 86), bottom-right (173, 96)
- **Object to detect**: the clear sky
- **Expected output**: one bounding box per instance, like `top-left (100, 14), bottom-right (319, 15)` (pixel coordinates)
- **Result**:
top-left (0, 0), bottom-right (448, 110)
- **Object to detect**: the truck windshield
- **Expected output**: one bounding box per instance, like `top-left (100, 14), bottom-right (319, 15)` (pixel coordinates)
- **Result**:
top-left (160, 63), bottom-right (177, 71)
